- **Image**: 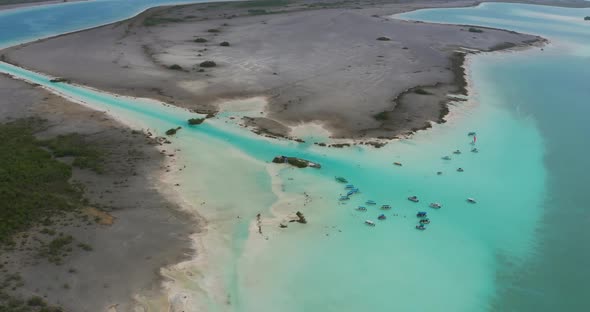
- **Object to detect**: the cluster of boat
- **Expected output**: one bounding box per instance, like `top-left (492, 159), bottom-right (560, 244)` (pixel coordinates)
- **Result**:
top-left (415, 212), bottom-right (430, 230)
top-left (339, 183), bottom-right (360, 201)
top-left (343, 130), bottom-right (481, 230)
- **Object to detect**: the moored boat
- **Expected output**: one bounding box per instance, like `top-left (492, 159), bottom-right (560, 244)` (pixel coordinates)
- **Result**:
top-left (366, 200), bottom-right (376, 205)
top-left (378, 214), bottom-right (387, 220)
top-left (393, 162), bottom-right (402, 166)
top-left (471, 147), bottom-right (479, 153)
top-left (415, 224), bottom-right (426, 231)
top-left (419, 218), bottom-right (430, 224)
top-left (468, 131), bottom-right (476, 136)
top-left (416, 211), bottom-right (427, 218)
top-left (356, 206), bottom-right (367, 211)
top-left (407, 196), bottom-right (419, 203)
top-left (467, 198), bottom-right (477, 204)
top-left (339, 196), bottom-right (350, 201)
top-left (335, 177), bottom-right (348, 183)
top-left (453, 150), bottom-right (461, 154)
top-left (429, 203), bottom-right (442, 209)
top-left (345, 184), bottom-right (355, 189)
top-left (381, 204), bottom-right (391, 210)
top-left (442, 156), bottom-right (451, 160)
top-left (457, 167), bottom-right (464, 172)
top-left (365, 220), bottom-right (376, 226)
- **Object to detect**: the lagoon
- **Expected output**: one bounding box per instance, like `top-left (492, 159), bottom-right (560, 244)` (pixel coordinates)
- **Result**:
top-left (1, 1), bottom-right (589, 311)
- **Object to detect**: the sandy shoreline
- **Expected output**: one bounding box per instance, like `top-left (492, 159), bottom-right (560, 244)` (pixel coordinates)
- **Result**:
top-left (2, 0), bottom-right (570, 141)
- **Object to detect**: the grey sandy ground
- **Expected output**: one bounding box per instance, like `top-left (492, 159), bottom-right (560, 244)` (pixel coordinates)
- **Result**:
top-left (0, 74), bottom-right (195, 311)
top-left (6, 0), bottom-right (584, 139)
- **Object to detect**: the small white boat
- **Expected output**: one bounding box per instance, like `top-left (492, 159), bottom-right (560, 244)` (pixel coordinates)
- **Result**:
top-left (365, 220), bottom-right (376, 226)
top-left (408, 196), bottom-right (419, 203)
top-left (429, 203), bottom-right (442, 209)
top-left (467, 198), bottom-right (477, 203)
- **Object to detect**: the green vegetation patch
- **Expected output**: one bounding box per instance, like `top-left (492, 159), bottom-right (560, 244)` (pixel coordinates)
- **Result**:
top-left (40, 133), bottom-right (104, 173)
top-left (468, 27), bottom-right (483, 33)
top-left (0, 119), bottom-right (85, 243)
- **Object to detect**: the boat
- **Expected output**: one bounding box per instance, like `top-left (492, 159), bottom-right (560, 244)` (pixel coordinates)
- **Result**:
top-left (468, 131), bottom-right (476, 136)
top-left (407, 196), bottom-right (419, 203)
top-left (346, 190), bottom-right (355, 196)
top-left (442, 156), bottom-right (451, 160)
top-left (416, 211), bottom-right (427, 218)
top-left (419, 218), bottom-right (430, 224)
top-left (381, 204), bottom-right (391, 210)
top-left (453, 150), bottom-right (461, 155)
top-left (378, 214), bottom-right (387, 220)
top-left (366, 200), bottom-right (376, 205)
top-left (393, 162), bottom-right (402, 166)
top-left (415, 224), bottom-right (427, 231)
top-left (335, 177), bottom-right (348, 183)
top-left (365, 220), bottom-right (376, 226)
top-left (351, 188), bottom-right (360, 194)
top-left (345, 184), bottom-right (354, 189)
top-left (339, 196), bottom-right (350, 201)
top-left (437, 171), bottom-right (443, 175)
top-left (467, 198), bottom-right (477, 203)
top-left (356, 206), bottom-right (367, 211)
top-left (471, 148), bottom-right (479, 153)
top-left (429, 203), bottom-right (442, 209)
top-left (457, 167), bottom-right (464, 172)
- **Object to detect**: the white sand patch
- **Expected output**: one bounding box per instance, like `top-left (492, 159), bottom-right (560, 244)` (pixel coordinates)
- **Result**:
top-left (289, 121), bottom-right (333, 140)
top-left (216, 96), bottom-right (268, 116)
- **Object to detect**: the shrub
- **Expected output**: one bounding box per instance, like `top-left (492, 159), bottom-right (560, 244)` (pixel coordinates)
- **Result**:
top-left (168, 64), bottom-right (183, 70)
top-left (376, 36), bottom-right (391, 41)
top-left (414, 88), bottom-right (431, 95)
top-left (188, 118), bottom-right (205, 125)
top-left (219, 41), bottom-right (230, 47)
top-left (194, 38), bottom-right (207, 43)
top-left (373, 112), bottom-right (389, 121)
top-left (468, 27), bottom-right (483, 33)
top-left (199, 60), bottom-right (217, 68)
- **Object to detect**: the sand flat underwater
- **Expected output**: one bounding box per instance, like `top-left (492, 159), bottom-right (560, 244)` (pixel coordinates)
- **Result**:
top-left (1, 1), bottom-right (589, 311)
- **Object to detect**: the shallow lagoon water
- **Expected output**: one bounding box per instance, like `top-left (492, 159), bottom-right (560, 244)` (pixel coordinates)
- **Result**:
top-left (1, 1), bottom-right (589, 311)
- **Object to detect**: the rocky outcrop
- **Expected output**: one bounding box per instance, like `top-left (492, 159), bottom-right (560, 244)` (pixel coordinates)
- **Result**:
top-left (272, 156), bottom-right (321, 169)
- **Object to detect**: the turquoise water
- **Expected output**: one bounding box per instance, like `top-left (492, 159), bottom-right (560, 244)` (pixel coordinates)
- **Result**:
top-left (399, 3), bottom-right (590, 310)
top-left (0, 1), bottom-right (588, 311)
